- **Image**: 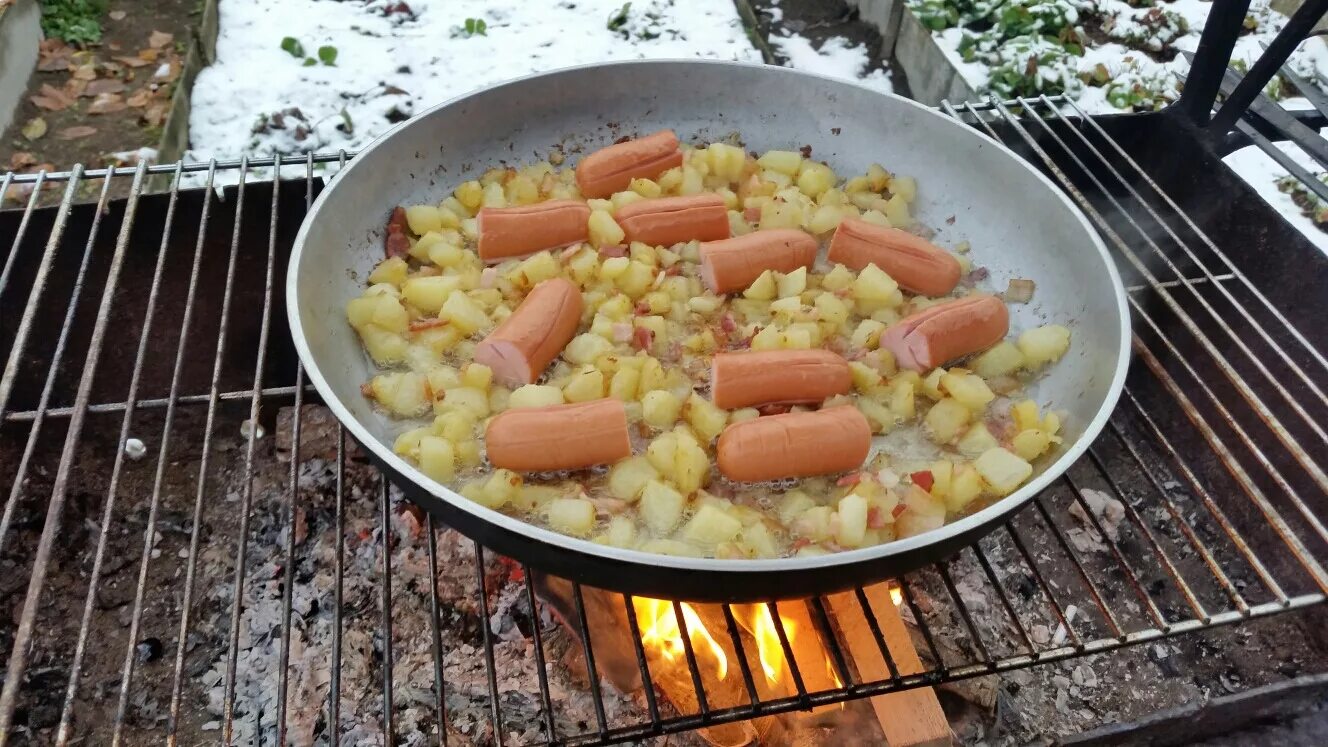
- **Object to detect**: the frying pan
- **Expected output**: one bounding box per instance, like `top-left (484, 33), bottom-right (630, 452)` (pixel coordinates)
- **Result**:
top-left (287, 60), bottom-right (1130, 602)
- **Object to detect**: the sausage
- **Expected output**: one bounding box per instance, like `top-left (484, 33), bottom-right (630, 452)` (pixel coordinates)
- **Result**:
top-left (474, 278), bottom-right (583, 387)
top-left (615, 194), bottom-right (730, 247)
top-left (710, 350), bottom-right (851, 410)
top-left (716, 406), bottom-right (871, 482)
top-left (699, 229), bottom-right (818, 294)
top-left (879, 295), bottom-right (1009, 372)
top-left (477, 200), bottom-right (591, 263)
top-left (385, 206), bottom-right (411, 258)
top-left (575, 130), bottom-right (684, 199)
top-left (827, 218), bottom-right (962, 297)
top-left (486, 399), bottom-right (632, 472)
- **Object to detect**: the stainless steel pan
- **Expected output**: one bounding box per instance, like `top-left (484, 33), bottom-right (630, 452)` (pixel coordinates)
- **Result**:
top-left (287, 60), bottom-right (1130, 602)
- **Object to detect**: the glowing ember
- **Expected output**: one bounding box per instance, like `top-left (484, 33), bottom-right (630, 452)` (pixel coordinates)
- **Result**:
top-left (635, 599), bottom-right (729, 680)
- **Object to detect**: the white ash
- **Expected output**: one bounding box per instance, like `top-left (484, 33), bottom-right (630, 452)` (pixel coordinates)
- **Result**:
top-left (195, 419), bottom-right (648, 746)
top-left (1069, 488), bottom-right (1126, 542)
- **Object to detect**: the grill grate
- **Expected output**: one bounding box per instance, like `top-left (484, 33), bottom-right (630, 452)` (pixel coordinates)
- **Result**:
top-left (1, 97), bottom-right (1326, 746)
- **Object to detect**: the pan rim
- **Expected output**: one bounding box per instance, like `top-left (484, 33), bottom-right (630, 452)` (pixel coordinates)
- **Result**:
top-left (286, 58), bottom-right (1132, 576)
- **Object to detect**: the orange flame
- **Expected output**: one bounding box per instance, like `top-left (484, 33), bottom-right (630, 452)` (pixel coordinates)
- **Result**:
top-left (751, 605), bottom-right (792, 685)
top-left (889, 582), bottom-right (903, 607)
top-left (635, 599), bottom-right (729, 680)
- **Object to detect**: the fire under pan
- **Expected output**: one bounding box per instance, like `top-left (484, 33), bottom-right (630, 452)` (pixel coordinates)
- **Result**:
top-left (0, 97), bottom-right (1326, 746)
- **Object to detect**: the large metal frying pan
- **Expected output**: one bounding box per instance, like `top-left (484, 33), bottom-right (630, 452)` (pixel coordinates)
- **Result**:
top-left (287, 60), bottom-right (1130, 602)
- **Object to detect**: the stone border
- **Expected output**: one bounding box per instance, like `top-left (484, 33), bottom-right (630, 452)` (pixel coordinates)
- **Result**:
top-left (0, 0), bottom-right (41, 137)
top-left (145, 0), bottom-right (218, 191)
top-left (844, 0), bottom-right (976, 106)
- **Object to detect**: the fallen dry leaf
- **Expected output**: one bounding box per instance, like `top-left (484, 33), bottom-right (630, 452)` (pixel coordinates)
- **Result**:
top-left (126, 88), bottom-right (153, 107)
top-left (72, 64), bottom-right (97, 81)
top-left (114, 55), bottom-right (152, 68)
top-left (36, 41), bottom-right (73, 71)
top-left (88, 93), bottom-right (127, 114)
top-left (29, 84), bottom-right (75, 111)
top-left (142, 103), bottom-right (169, 127)
top-left (149, 31), bottom-right (174, 49)
top-left (63, 78), bottom-right (88, 98)
top-left (57, 126), bottom-right (98, 140)
top-left (109, 9), bottom-right (126, 20)
top-left (9, 152), bottom-right (38, 171)
top-left (84, 79), bottom-right (126, 96)
top-left (21, 118), bottom-right (47, 141)
top-left (138, 48), bottom-right (159, 63)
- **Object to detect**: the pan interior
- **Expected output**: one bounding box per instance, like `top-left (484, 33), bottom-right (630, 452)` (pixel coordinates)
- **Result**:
top-left (289, 60), bottom-right (1128, 577)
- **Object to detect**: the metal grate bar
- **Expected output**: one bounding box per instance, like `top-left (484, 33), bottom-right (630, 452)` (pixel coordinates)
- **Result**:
top-left (276, 367), bottom-right (305, 746)
top-left (571, 583), bottom-right (611, 739)
top-left (671, 600), bottom-right (712, 717)
top-left (1, 385), bottom-right (313, 422)
top-left (721, 603), bottom-right (764, 708)
top-left (1002, 522), bottom-right (1084, 650)
top-left (330, 428), bottom-right (347, 747)
top-left (854, 585), bottom-right (903, 683)
top-left (1002, 99), bottom-right (1328, 491)
top-left (971, 542), bottom-right (1037, 656)
top-left (935, 562), bottom-right (994, 666)
top-left (379, 481), bottom-right (397, 743)
top-left (474, 545), bottom-right (506, 746)
top-left (622, 596), bottom-right (664, 729)
top-left (428, 518), bottom-right (453, 746)
top-left (523, 569), bottom-right (557, 742)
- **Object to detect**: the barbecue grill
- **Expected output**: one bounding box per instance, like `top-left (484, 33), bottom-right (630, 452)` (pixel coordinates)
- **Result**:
top-left (1, 2), bottom-right (1326, 743)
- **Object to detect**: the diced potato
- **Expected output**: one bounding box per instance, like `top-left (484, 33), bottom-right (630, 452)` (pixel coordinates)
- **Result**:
top-left (564, 367), bottom-right (606, 403)
top-left (454, 180), bottom-right (484, 211)
top-left (796, 162), bottom-right (836, 198)
top-left (636, 357), bottom-right (667, 396)
top-left (890, 379), bottom-right (916, 420)
top-left (682, 504), bottom-right (744, 546)
top-left (779, 491), bottom-right (817, 524)
top-left (780, 326), bottom-right (813, 349)
top-left (947, 465), bottom-right (984, 512)
top-left (738, 522), bottom-right (780, 558)
top-left (564, 333), bottom-right (613, 365)
top-left (455, 439), bottom-right (482, 468)
top-left (513, 251), bottom-right (560, 287)
top-left (630, 177), bottom-right (663, 198)
top-left (441, 292), bottom-right (489, 335)
top-left (360, 325), bottom-right (409, 364)
top-left (402, 276), bottom-right (464, 314)
top-left (1018, 324), bottom-right (1072, 367)
top-left (646, 432), bottom-right (678, 477)
top-left (974, 448), bottom-right (1033, 495)
top-left (488, 387), bottom-right (510, 412)
top-left (508, 484), bottom-right (562, 513)
top-left (884, 194), bottom-right (912, 228)
top-left (957, 423), bottom-right (999, 457)
top-left (836, 493), bottom-right (869, 547)
top-left (441, 386), bottom-right (489, 418)
top-left (609, 367), bottom-right (641, 401)
top-left (814, 291), bottom-right (850, 326)
top-left (972, 341), bottom-right (1025, 379)
top-left (477, 469), bottom-right (522, 509)
top-left (679, 166), bottom-right (704, 195)
top-left (547, 498), bottom-right (597, 536)
top-left (896, 486), bottom-right (946, 538)
top-left (853, 263), bottom-right (901, 304)
top-left (599, 256), bottom-right (630, 281)
top-left (942, 371), bottom-right (996, 411)
top-left (369, 372), bottom-right (430, 417)
top-left (404, 205), bottom-right (443, 234)
top-left (792, 506), bottom-right (834, 542)
top-left (609, 456), bottom-right (660, 502)
top-left (461, 362), bottom-right (492, 390)
top-left (639, 538), bottom-right (704, 557)
top-left (924, 398), bottom-right (970, 443)
top-left (393, 427), bottom-right (430, 458)
top-left (588, 209), bottom-right (626, 247)
top-left (777, 267), bottom-right (808, 298)
top-left (684, 394), bottom-right (727, 443)
top-left (849, 361), bottom-right (884, 392)
top-left (757, 150), bottom-right (803, 176)
top-left (673, 431), bottom-right (710, 494)
top-left (426, 365), bottom-right (461, 392)
top-left (432, 409), bottom-right (476, 441)
top-left (603, 516), bottom-right (638, 547)
top-left (929, 460), bottom-right (953, 499)
top-left (743, 270), bottom-right (777, 300)
top-left (866, 163), bottom-right (891, 192)
top-left (850, 319), bottom-right (887, 349)
top-left (807, 204), bottom-right (846, 234)
top-left (360, 293), bottom-right (411, 333)
top-left (507, 384), bottom-right (565, 409)
top-left (760, 198), bottom-right (804, 229)
top-left (1012, 428), bottom-right (1052, 461)
top-left (750, 324), bottom-right (782, 351)
top-left (417, 436), bottom-right (456, 483)
top-left (642, 390), bottom-right (683, 428)
top-left (857, 396), bottom-right (898, 434)
top-left (611, 190), bottom-right (645, 211)
top-left (640, 480), bottom-right (686, 534)
top-left (368, 256), bottom-right (409, 286)
top-left (616, 260), bottom-right (656, 297)
top-left (1011, 400), bottom-right (1041, 432)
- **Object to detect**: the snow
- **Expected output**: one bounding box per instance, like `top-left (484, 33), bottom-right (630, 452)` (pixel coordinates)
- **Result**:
top-left (1223, 137), bottom-right (1328, 253)
top-left (188, 0), bottom-right (893, 173)
top-left (769, 34), bottom-right (893, 93)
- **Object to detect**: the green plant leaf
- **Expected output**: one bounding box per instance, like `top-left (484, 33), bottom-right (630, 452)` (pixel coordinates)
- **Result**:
top-left (607, 2), bottom-right (632, 32)
top-left (318, 45), bottom-right (338, 65)
top-left (303, 57), bottom-right (317, 67)
top-left (281, 36), bottom-right (305, 58)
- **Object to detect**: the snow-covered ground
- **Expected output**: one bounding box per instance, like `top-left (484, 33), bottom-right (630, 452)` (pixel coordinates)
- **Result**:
top-left (187, 0), bottom-right (890, 168)
top-left (1224, 131), bottom-right (1328, 254)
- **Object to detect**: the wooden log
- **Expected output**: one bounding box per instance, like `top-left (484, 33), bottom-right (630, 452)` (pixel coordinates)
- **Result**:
top-left (827, 584), bottom-right (952, 747)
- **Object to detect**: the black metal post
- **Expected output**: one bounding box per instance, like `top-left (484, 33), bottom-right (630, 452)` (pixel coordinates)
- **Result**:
top-left (1210, 0), bottom-right (1328, 134)
top-left (1177, 0), bottom-right (1252, 124)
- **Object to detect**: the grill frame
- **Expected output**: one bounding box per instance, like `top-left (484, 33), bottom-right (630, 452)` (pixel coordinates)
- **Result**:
top-left (0, 95), bottom-right (1325, 745)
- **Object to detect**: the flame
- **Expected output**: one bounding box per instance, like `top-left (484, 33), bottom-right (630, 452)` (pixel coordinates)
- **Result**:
top-left (751, 605), bottom-right (792, 685)
top-left (635, 599), bottom-right (728, 680)
top-left (889, 582), bottom-right (903, 607)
